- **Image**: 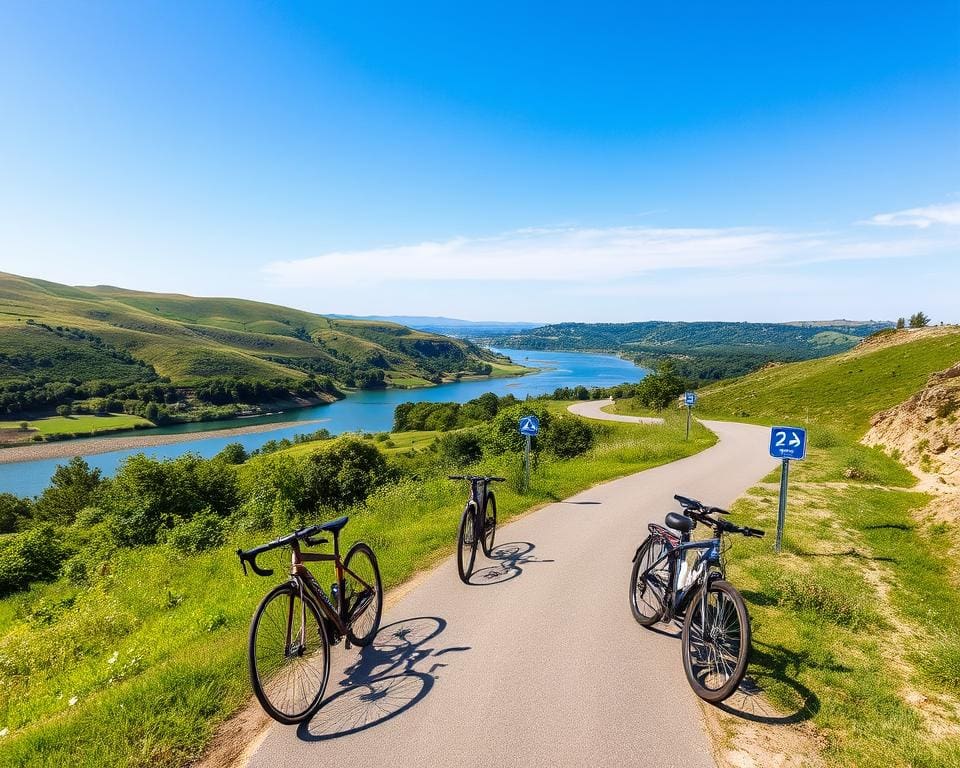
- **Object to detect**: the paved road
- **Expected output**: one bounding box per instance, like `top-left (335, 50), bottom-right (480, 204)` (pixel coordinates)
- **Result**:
top-left (567, 397), bottom-right (665, 424)
top-left (247, 420), bottom-right (777, 768)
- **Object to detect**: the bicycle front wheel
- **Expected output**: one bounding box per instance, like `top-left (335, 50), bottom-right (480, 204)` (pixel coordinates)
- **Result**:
top-left (630, 535), bottom-right (672, 626)
top-left (457, 502), bottom-right (478, 583)
top-left (681, 579), bottom-right (751, 703)
top-left (481, 492), bottom-right (497, 556)
top-left (248, 583), bottom-right (330, 724)
top-left (344, 542), bottom-right (383, 647)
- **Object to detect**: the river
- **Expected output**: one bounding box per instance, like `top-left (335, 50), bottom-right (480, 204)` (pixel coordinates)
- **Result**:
top-left (0, 349), bottom-right (644, 497)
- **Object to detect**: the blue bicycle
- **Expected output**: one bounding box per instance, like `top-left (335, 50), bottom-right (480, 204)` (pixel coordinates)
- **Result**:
top-left (629, 494), bottom-right (765, 703)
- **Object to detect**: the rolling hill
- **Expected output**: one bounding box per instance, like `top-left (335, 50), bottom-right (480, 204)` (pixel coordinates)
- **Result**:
top-left (0, 272), bottom-right (518, 419)
top-left (484, 320), bottom-right (894, 381)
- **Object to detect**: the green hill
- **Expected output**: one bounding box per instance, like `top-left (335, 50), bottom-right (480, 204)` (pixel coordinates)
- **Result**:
top-left (0, 272), bottom-right (517, 420)
top-left (698, 326), bottom-right (960, 435)
top-left (484, 320), bottom-right (889, 381)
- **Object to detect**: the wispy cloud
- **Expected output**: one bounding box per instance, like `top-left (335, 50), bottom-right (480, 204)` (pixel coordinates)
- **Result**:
top-left (262, 221), bottom-right (949, 287)
top-left (863, 201), bottom-right (960, 228)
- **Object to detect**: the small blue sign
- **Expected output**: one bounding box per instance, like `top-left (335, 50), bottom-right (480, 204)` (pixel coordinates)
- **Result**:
top-left (518, 415), bottom-right (540, 436)
top-left (684, 391), bottom-right (697, 406)
top-left (769, 426), bottom-right (807, 460)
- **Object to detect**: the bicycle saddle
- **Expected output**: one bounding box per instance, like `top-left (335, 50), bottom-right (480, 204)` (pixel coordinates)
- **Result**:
top-left (317, 516), bottom-right (349, 535)
top-left (665, 512), bottom-right (694, 533)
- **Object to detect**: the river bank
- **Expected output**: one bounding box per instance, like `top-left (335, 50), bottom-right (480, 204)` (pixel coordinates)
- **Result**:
top-left (0, 418), bottom-right (331, 463)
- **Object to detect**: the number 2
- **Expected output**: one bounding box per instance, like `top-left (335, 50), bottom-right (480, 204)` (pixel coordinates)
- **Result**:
top-left (775, 431), bottom-right (786, 447)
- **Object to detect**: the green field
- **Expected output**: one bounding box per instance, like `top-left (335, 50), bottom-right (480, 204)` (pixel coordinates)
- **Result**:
top-left (0, 413), bottom-right (152, 438)
top-left (699, 327), bottom-right (960, 766)
top-left (0, 407), bottom-right (714, 767)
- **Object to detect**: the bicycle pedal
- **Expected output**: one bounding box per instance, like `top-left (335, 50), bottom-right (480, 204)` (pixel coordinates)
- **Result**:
top-left (344, 638), bottom-right (352, 650)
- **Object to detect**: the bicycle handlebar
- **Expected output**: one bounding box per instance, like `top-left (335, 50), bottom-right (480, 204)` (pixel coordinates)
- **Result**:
top-left (673, 494), bottom-right (765, 539)
top-left (448, 475), bottom-right (507, 482)
top-left (237, 524), bottom-right (329, 577)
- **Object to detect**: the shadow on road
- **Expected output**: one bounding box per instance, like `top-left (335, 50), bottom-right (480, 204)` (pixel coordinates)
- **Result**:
top-left (468, 541), bottom-right (554, 586)
top-left (297, 616), bottom-right (469, 741)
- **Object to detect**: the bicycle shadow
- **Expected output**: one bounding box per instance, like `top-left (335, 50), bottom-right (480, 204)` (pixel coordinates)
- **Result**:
top-left (715, 641), bottom-right (828, 725)
top-left (467, 541), bottom-right (554, 586)
top-left (297, 616), bottom-right (469, 741)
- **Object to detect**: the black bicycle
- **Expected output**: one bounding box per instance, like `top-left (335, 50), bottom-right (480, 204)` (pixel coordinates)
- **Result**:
top-left (237, 516), bottom-right (383, 723)
top-left (448, 475), bottom-right (505, 583)
top-left (629, 494), bottom-right (765, 702)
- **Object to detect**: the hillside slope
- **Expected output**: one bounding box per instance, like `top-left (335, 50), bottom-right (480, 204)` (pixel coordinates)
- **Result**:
top-left (698, 326), bottom-right (960, 435)
top-left (0, 272), bottom-right (511, 408)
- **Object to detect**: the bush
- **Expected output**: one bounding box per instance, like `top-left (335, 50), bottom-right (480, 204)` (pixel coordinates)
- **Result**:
top-left (163, 508), bottom-right (225, 553)
top-left (486, 402), bottom-right (553, 455)
top-left (300, 437), bottom-right (396, 513)
top-left (215, 442), bottom-right (248, 464)
top-left (544, 416), bottom-right (595, 458)
top-left (0, 493), bottom-right (32, 533)
top-left (34, 456), bottom-right (103, 525)
top-left (0, 525), bottom-right (66, 596)
top-left (437, 430), bottom-right (484, 466)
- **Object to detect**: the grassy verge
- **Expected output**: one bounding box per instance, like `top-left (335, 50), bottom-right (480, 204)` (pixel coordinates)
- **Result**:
top-left (0, 406), bottom-right (715, 767)
top-left (0, 413), bottom-right (153, 439)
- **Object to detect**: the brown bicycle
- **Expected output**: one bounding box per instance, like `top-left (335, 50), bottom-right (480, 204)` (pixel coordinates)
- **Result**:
top-left (237, 516), bottom-right (383, 724)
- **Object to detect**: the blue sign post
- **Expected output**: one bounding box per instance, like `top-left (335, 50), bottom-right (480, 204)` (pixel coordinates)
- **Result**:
top-left (769, 426), bottom-right (807, 552)
top-left (683, 392), bottom-right (697, 439)
top-left (518, 415), bottom-right (540, 491)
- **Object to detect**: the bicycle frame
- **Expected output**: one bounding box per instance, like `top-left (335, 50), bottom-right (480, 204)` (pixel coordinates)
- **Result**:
top-left (640, 533), bottom-right (723, 623)
top-left (287, 538), bottom-right (376, 639)
top-left (467, 479), bottom-right (493, 535)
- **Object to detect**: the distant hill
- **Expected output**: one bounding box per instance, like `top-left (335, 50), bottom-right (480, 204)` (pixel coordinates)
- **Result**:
top-left (482, 320), bottom-right (894, 381)
top-left (334, 315), bottom-right (542, 337)
top-left (0, 272), bottom-right (513, 419)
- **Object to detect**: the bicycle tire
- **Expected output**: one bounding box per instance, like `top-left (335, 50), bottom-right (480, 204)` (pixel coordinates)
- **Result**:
top-left (681, 579), bottom-right (751, 703)
top-left (457, 501), bottom-right (478, 583)
top-left (248, 582), bottom-right (330, 724)
top-left (481, 491), bottom-right (497, 556)
top-left (344, 542), bottom-right (383, 647)
top-left (630, 534), bottom-right (673, 626)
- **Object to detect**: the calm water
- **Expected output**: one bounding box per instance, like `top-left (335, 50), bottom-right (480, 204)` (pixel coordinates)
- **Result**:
top-left (0, 349), bottom-right (644, 497)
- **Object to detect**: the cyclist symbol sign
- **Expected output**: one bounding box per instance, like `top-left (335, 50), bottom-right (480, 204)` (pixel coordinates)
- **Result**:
top-left (518, 415), bottom-right (540, 436)
top-left (769, 426), bottom-right (806, 460)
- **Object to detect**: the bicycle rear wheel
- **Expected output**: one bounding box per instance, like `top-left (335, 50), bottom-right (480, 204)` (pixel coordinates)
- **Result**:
top-left (681, 579), bottom-right (751, 703)
top-left (481, 492), bottom-right (497, 556)
top-left (457, 502), bottom-right (478, 583)
top-left (630, 535), bottom-right (673, 626)
top-left (344, 542), bottom-right (383, 647)
top-left (249, 583), bottom-right (330, 724)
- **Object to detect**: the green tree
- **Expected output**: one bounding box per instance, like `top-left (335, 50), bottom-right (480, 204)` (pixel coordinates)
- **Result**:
top-left (0, 493), bottom-right (32, 533)
top-left (56, 404), bottom-right (72, 417)
top-left (908, 312), bottom-right (931, 328)
top-left (895, 317), bottom-right (906, 329)
top-left (34, 457), bottom-right (103, 525)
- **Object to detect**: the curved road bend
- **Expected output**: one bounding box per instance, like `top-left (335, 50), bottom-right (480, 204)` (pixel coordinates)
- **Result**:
top-left (567, 397), bottom-right (665, 424)
top-left (247, 419), bottom-right (778, 768)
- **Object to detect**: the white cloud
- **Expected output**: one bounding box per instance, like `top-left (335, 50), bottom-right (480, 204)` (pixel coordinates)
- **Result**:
top-left (262, 222), bottom-right (949, 287)
top-left (863, 201), bottom-right (960, 228)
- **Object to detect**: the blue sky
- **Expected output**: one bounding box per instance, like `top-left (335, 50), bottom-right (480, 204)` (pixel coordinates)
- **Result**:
top-left (1, 1), bottom-right (957, 322)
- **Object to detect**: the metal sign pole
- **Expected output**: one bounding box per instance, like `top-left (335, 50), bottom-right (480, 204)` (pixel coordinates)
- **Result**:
top-left (685, 405), bottom-right (691, 440)
top-left (524, 434), bottom-right (531, 492)
top-left (775, 458), bottom-right (789, 553)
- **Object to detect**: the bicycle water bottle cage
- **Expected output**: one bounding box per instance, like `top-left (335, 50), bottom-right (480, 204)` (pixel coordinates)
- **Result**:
top-left (665, 512), bottom-right (694, 534)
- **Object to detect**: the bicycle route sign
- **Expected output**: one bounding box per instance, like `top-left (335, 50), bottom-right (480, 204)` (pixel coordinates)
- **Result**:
top-left (518, 415), bottom-right (540, 436)
top-left (769, 426), bottom-right (807, 461)
top-left (684, 391), bottom-right (697, 406)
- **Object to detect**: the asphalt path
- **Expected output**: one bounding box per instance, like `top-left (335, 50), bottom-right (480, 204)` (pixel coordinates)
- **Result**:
top-left (567, 397), bottom-right (665, 424)
top-left (246, 417), bottom-right (777, 768)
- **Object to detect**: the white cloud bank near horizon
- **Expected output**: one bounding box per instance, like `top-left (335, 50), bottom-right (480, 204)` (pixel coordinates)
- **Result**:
top-left (263, 204), bottom-right (959, 288)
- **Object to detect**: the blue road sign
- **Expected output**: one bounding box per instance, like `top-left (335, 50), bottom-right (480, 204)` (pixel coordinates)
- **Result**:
top-left (518, 415), bottom-right (540, 436)
top-left (769, 426), bottom-right (807, 460)
top-left (684, 391), bottom-right (697, 406)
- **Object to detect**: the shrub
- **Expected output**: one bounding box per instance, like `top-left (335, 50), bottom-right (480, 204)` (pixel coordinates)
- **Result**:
top-left (486, 402), bottom-right (553, 455)
top-left (34, 456), bottom-right (103, 525)
top-left (437, 430), bottom-right (484, 466)
top-left (300, 437), bottom-right (396, 513)
top-left (0, 493), bottom-right (32, 533)
top-left (215, 442), bottom-right (248, 464)
top-left (544, 416), bottom-right (595, 458)
top-left (0, 525), bottom-right (66, 596)
top-left (163, 508), bottom-right (225, 553)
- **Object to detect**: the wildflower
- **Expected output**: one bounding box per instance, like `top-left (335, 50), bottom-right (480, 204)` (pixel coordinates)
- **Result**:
top-left (108, 651), bottom-right (119, 665)
top-left (68, 696), bottom-right (78, 706)
top-left (0, 728), bottom-right (8, 737)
